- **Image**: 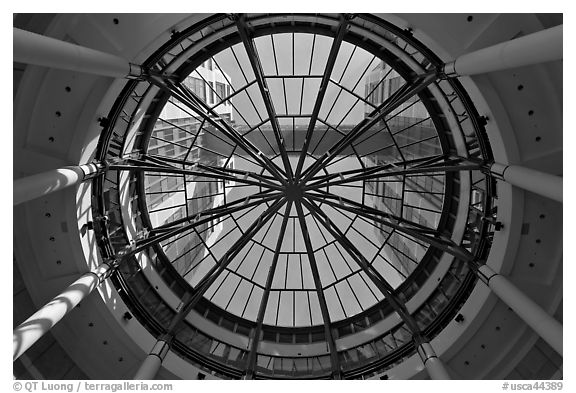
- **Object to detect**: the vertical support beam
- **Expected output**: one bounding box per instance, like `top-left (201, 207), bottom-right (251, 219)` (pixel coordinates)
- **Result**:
top-left (444, 25), bottom-right (562, 76)
top-left (294, 15), bottom-right (350, 179)
top-left (147, 75), bottom-right (288, 184)
top-left (417, 341), bottom-right (451, 380)
top-left (13, 28), bottom-right (143, 78)
top-left (133, 292), bottom-right (193, 380)
top-left (245, 201), bottom-right (293, 379)
top-left (300, 71), bottom-right (438, 183)
top-left (302, 197), bottom-right (449, 378)
top-left (294, 201), bottom-right (342, 379)
top-left (489, 162), bottom-right (562, 202)
top-left (235, 14), bottom-right (294, 180)
top-left (477, 265), bottom-right (563, 356)
top-left (133, 193), bottom-right (281, 258)
top-left (14, 162), bottom-right (106, 206)
top-left (133, 336), bottom-right (171, 380)
top-left (133, 198), bottom-right (285, 379)
top-left (13, 261), bottom-right (115, 361)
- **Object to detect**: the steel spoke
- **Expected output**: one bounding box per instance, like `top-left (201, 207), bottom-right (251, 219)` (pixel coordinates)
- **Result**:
top-left (301, 197), bottom-right (422, 335)
top-left (306, 156), bottom-right (482, 190)
top-left (175, 78), bottom-right (289, 178)
top-left (178, 78), bottom-right (289, 178)
top-left (300, 70), bottom-right (440, 183)
top-left (145, 71), bottom-right (289, 184)
top-left (235, 14), bottom-right (294, 180)
top-left (294, 200), bottom-right (342, 379)
top-left (183, 197), bottom-right (285, 297)
top-left (109, 161), bottom-right (282, 191)
top-left (143, 154), bottom-right (281, 189)
top-left (309, 188), bottom-right (439, 234)
top-left (156, 197), bottom-right (287, 337)
top-left (153, 188), bottom-right (278, 231)
top-left (294, 15), bottom-right (351, 180)
top-left (305, 154), bottom-right (445, 189)
top-left (306, 190), bottom-right (474, 262)
top-left (129, 191), bottom-right (281, 258)
top-left (245, 201), bottom-right (293, 379)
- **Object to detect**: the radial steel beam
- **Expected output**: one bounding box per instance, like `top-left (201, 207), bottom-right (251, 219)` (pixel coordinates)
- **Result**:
top-left (109, 163), bottom-right (273, 190)
top-left (294, 200), bottom-right (342, 379)
top-left (294, 15), bottom-right (351, 180)
top-left (306, 191), bottom-right (473, 261)
top-left (109, 159), bottom-right (282, 191)
top-left (301, 197), bottom-right (422, 334)
top-left (309, 189), bottom-right (439, 235)
top-left (176, 78), bottom-right (288, 181)
top-left (169, 76), bottom-right (287, 181)
top-left (146, 73), bottom-right (288, 184)
top-left (245, 201), bottom-right (293, 379)
top-left (306, 156), bottom-right (482, 190)
top-left (180, 78), bottom-right (287, 182)
top-left (159, 198), bottom-right (287, 331)
top-left (150, 188), bottom-right (278, 232)
top-left (304, 154), bottom-right (445, 189)
top-left (131, 192), bottom-right (282, 256)
top-left (300, 71), bottom-right (439, 183)
top-left (183, 196), bottom-right (285, 293)
top-left (188, 67), bottom-right (273, 153)
top-left (144, 154), bottom-right (279, 184)
top-left (303, 197), bottom-right (452, 379)
top-left (235, 14), bottom-right (294, 181)
top-left (135, 197), bottom-right (286, 377)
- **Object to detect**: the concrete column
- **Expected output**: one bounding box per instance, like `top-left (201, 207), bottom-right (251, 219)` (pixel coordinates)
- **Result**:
top-left (13, 262), bottom-right (114, 361)
top-left (478, 265), bottom-right (563, 356)
top-left (444, 25), bottom-right (562, 76)
top-left (417, 342), bottom-right (451, 380)
top-left (133, 337), bottom-right (171, 380)
top-left (13, 27), bottom-right (142, 78)
top-left (132, 294), bottom-right (193, 379)
top-left (490, 162), bottom-right (562, 203)
top-left (14, 162), bottom-right (105, 206)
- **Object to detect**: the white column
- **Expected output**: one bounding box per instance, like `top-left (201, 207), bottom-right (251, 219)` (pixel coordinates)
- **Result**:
top-left (417, 342), bottom-right (451, 380)
top-left (13, 27), bottom-right (142, 78)
top-left (444, 25), bottom-right (562, 76)
top-left (13, 262), bottom-right (113, 361)
top-left (490, 162), bottom-right (562, 203)
top-left (478, 265), bottom-right (563, 356)
top-left (134, 338), bottom-right (171, 380)
top-left (14, 163), bottom-right (104, 206)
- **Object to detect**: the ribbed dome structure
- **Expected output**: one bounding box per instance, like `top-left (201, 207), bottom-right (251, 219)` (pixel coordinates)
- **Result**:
top-left (13, 13), bottom-right (563, 380)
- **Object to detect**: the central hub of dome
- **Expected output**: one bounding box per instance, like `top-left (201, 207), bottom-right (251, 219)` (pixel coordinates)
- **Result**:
top-left (284, 182), bottom-right (304, 201)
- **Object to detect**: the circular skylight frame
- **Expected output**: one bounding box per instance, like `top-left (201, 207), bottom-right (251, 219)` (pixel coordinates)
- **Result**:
top-left (92, 13), bottom-right (496, 379)
top-left (138, 34), bottom-right (449, 328)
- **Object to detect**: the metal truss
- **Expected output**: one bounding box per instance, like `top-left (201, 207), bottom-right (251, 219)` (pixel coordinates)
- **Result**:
top-left (93, 13), bottom-right (495, 380)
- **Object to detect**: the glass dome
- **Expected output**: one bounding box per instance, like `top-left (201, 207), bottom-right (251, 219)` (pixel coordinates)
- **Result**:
top-left (93, 13), bottom-right (495, 379)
